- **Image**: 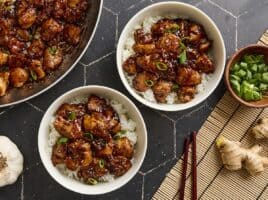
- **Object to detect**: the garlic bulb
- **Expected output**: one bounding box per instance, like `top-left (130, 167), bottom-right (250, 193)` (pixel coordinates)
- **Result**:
top-left (0, 136), bottom-right (23, 187)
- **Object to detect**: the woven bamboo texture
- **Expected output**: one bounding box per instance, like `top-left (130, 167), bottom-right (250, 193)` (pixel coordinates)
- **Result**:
top-left (153, 30), bottom-right (268, 200)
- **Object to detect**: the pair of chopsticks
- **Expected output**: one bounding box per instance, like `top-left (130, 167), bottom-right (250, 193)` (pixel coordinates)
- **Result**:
top-left (179, 131), bottom-right (197, 200)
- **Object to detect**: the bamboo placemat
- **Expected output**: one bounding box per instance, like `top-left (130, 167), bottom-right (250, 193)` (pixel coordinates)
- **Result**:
top-left (153, 30), bottom-right (268, 200)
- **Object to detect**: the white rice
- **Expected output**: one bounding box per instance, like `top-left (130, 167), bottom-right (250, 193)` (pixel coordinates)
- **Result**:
top-left (47, 96), bottom-right (137, 183)
top-left (122, 16), bottom-right (213, 104)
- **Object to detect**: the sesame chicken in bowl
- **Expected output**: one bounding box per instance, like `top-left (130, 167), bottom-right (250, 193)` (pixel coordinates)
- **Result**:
top-left (38, 86), bottom-right (147, 195)
top-left (117, 2), bottom-right (226, 111)
top-left (123, 17), bottom-right (214, 104)
top-left (50, 94), bottom-right (137, 184)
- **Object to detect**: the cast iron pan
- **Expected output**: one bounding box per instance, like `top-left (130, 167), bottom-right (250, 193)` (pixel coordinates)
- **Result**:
top-left (0, 0), bottom-right (103, 108)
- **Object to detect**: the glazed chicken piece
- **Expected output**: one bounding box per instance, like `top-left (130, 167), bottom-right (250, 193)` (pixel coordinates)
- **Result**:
top-left (8, 54), bottom-right (27, 69)
top-left (41, 18), bottom-right (63, 41)
top-left (123, 56), bottom-right (139, 76)
top-left (29, 60), bottom-right (46, 80)
top-left (56, 103), bottom-right (86, 119)
top-left (199, 39), bottom-right (211, 53)
top-left (29, 0), bottom-right (45, 7)
top-left (51, 143), bottom-right (67, 166)
top-left (17, 7), bottom-right (37, 29)
top-left (83, 112), bottom-right (116, 141)
top-left (64, 0), bottom-right (88, 23)
top-left (7, 37), bottom-right (26, 54)
top-left (86, 95), bottom-right (121, 134)
top-left (113, 137), bottom-right (134, 159)
top-left (92, 138), bottom-right (114, 158)
top-left (0, 51), bottom-right (8, 66)
top-left (177, 20), bottom-right (190, 38)
top-left (53, 0), bottom-right (67, 19)
top-left (16, 29), bottom-right (31, 42)
top-left (133, 71), bottom-right (158, 92)
top-left (83, 113), bottom-right (109, 135)
top-left (54, 116), bottom-right (83, 139)
top-left (78, 158), bottom-right (108, 181)
top-left (63, 24), bottom-right (81, 45)
top-left (87, 95), bottom-right (107, 113)
top-left (196, 54), bottom-right (214, 73)
top-left (27, 39), bottom-right (45, 58)
top-left (102, 106), bottom-right (121, 132)
top-left (10, 67), bottom-right (29, 87)
top-left (0, 72), bottom-right (9, 96)
top-left (43, 46), bottom-right (63, 71)
top-left (136, 54), bottom-right (162, 73)
top-left (176, 67), bottom-right (201, 86)
top-left (133, 43), bottom-right (156, 55)
top-left (107, 156), bottom-right (132, 177)
top-left (178, 86), bottom-right (197, 103)
top-left (151, 19), bottom-right (180, 36)
top-left (156, 33), bottom-right (180, 55)
top-left (152, 80), bottom-right (173, 103)
top-left (188, 23), bottom-right (204, 43)
top-left (65, 139), bottom-right (93, 170)
top-left (134, 29), bottom-right (153, 44)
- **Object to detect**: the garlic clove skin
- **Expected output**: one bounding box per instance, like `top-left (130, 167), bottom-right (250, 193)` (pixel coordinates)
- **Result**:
top-left (0, 136), bottom-right (23, 187)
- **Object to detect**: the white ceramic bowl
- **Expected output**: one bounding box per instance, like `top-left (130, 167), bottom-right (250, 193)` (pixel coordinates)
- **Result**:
top-left (116, 1), bottom-right (226, 111)
top-left (38, 86), bottom-right (147, 195)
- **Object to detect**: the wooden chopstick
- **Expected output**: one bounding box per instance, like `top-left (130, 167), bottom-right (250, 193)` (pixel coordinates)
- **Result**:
top-left (192, 131), bottom-right (197, 200)
top-left (179, 136), bottom-right (190, 200)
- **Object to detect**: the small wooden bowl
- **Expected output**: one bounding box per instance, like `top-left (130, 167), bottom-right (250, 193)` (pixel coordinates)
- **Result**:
top-left (225, 44), bottom-right (268, 108)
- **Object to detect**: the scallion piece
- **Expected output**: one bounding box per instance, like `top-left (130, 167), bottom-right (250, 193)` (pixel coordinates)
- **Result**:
top-left (262, 72), bottom-right (268, 83)
top-left (240, 62), bottom-right (247, 69)
top-left (250, 64), bottom-right (258, 72)
top-left (232, 63), bottom-right (240, 71)
top-left (178, 50), bottom-right (187, 64)
top-left (85, 132), bottom-right (94, 140)
top-left (48, 47), bottom-right (57, 55)
top-left (235, 69), bottom-right (246, 78)
top-left (87, 178), bottom-right (98, 185)
top-left (144, 79), bottom-right (154, 87)
top-left (155, 61), bottom-right (168, 71)
top-left (68, 112), bottom-right (76, 120)
top-left (165, 24), bottom-right (180, 33)
top-left (57, 137), bottom-right (68, 145)
top-left (172, 84), bottom-right (179, 91)
top-left (30, 69), bottom-right (37, 81)
top-left (99, 159), bottom-right (105, 168)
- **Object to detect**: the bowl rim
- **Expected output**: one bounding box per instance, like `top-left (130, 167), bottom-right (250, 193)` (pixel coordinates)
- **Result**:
top-left (116, 1), bottom-right (226, 112)
top-left (38, 85), bottom-right (148, 195)
top-left (224, 44), bottom-right (268, 108)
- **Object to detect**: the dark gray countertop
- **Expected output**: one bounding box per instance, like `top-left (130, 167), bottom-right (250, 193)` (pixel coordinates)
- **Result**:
top-left (0, 0), bottom-right (268, 199)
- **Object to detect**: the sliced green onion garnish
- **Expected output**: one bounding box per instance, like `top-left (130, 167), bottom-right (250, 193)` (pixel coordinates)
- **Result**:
top-left (155, 61), bottom-right (168, 71)
top-left (68, 112), bottom-right (76, 120)
top-left (30, 69), bottom-right (37, 81)
top-left (180, 41), bottom-right (186, 50)
top-left (172, 84), bottom-right (179, 91)
top-left (144, 79), bottom-right (154, 87)
top-left (85, 132), bottom-right (94, 140)
top-left (99, 159), bottom-right (105, 168)
top-left (113, 133), bottom-right (121, 140)
top-left (48, 47), bottom-right (57, 55)
top-left (178, 50), bottom-right (187, 64)
top-left (165, 24), bottom-right (180, 33)
top-left (87, 178), bottom-right (98, 185)
top-left (57, 137), bottom-right (68, 145)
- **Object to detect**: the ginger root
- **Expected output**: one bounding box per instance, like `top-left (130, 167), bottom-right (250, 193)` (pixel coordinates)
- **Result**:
top-left (251, 117), bottom-right (268, 139)
top-left (216, 136), bottom-right (268, 175)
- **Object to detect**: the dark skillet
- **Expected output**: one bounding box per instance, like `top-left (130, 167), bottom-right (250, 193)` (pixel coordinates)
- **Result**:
top-left (0, 0), bottom-right (103, 108)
